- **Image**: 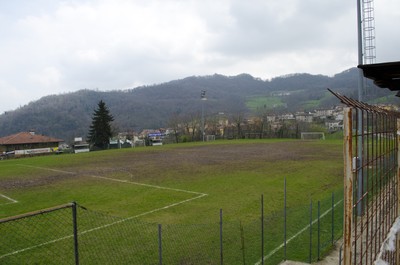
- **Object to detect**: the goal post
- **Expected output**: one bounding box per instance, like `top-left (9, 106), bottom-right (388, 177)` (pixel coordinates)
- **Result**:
top-left (206, 135), bottom-right (215, 141)
top-left (300, 132), bottom-right (325, 140)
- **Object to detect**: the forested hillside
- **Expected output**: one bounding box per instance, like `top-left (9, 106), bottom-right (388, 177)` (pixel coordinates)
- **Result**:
top-left (0, 68), bottom-right (396, 142)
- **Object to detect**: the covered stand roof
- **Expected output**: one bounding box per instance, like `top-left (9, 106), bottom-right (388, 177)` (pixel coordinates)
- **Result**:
top-left (358, 61), bottom-right (400, 92)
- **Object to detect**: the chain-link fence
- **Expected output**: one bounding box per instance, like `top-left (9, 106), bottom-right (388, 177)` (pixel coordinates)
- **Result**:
top-left (331, 90), bottom-right (400, 265)
top-left (1, 203), bottom-right (77, 264)
top-left (1, 186), bottom-right (343, 265)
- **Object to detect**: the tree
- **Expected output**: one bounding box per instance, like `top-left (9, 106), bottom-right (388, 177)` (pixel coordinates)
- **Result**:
top-left (87, 100), bottom-right (114, 149)
top-left (231, 112), bottom-right (244, 139)
top-left (168, 112), bottom-right (183, 144)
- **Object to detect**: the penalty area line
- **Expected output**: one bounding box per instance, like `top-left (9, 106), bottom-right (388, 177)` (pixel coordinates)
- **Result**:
top-left (0, 193), bottom-right (208, 260)
top-left (1, 165), bottom-right (209, 260)
top-left (90, 174), bottom-right (207, 196)
top-left (17, 164), bottom-right (76, 175)
top-left (0, 193), bottom-right (18, 204)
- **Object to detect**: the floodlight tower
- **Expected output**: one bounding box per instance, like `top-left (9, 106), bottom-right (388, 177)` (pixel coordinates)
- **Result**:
top-left (361, 0), bottom-right (376, 65)
top-left (357, 0), bottom-right (376, 101)
top-left (356, 0), bottom-right (376, 216)
top-left (201, 90), bottom-right (207, 142)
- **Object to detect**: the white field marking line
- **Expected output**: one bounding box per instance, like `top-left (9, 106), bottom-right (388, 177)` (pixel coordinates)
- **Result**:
top-left (89, 174), bottom-right (207, 195)
top-left (80, 192), bottom-right (208, 233)
top-left (17, 164), bottom-right (76, 175)
top-left (254, 199), bottom-right (344, 265)
top-left (1, 164), bottom-right (208, 260)
top-left (0, 193), bottom-right (18, 204)
top-left (0, 234), bottom-right (75, 259)
top-left (18, 164), bottom-right (206, 196)
top-left (1, 164), bottom-right (74, 206)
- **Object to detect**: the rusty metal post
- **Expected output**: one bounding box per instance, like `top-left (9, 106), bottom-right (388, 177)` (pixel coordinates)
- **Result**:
top-left (220, 209), bottom-right (223, 265)
top-left (72, 202), bottom-right (79, 265)
top-left (261, 194), bottom-right (264, 265)
top-left (397, 118), bottom-right (400, 265)
top-left (284, 177), bottom-right (287, 260)
top-left (158, 224), bottom-right (162, 265)
top-left (343, 107), bottom-right (353, 265)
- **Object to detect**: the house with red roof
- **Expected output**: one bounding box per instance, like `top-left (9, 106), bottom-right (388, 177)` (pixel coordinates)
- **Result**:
top-left (0, 131), bottom-right (64, 156)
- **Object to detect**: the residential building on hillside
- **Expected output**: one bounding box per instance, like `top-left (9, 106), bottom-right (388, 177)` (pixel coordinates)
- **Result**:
top-left (278, 113), bottom-right (295, 121)
top-left (325, 120), bottom-right (344, 132)
top-left (314, 108), bottom-right (335, 118)
top-left (295, 112), bottom-right (314, 123)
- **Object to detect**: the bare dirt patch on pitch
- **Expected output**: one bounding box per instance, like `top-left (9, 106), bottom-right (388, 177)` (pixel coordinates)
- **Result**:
top-left (1, 141), bottom-right (341, 189)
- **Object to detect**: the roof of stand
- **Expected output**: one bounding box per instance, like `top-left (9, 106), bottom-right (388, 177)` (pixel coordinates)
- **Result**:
top-left (358, 61), bottom-right (400, 91)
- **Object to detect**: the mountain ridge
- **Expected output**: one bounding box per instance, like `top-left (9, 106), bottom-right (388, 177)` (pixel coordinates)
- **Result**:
top-left (0, 68), bottom-right (396, 142)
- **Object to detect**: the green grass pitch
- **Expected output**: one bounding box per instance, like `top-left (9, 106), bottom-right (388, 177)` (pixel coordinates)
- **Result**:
top-left (0, 139), bottom-right (344, 264)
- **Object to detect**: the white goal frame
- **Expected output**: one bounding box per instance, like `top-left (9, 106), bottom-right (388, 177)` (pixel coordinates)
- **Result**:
top-left (206, 135), bottom-right (215, 141)
top-left (300, 132), bottom-right (325, 140)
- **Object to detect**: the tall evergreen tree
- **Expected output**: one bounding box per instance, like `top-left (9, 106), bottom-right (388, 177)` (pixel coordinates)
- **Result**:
top-left (87, 100), bottom-right (114, 149)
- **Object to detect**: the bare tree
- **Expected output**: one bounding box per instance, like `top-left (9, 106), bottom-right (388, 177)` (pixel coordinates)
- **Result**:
top-left (168, 113), bottom-right (183, 143)
top-left (182, 113), bottom-right (200, 141)
top-left (231, 112), bottom-right (244, 139)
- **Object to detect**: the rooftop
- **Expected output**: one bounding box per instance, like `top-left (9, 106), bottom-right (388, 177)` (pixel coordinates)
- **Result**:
top-left (0, 132), bottom-right (64, 145)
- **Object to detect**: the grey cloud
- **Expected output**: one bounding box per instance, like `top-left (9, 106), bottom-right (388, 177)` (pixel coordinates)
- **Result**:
top-left (204, 0), bottom-right (354, 58)
top-left (0, 0), bottom-right (399, 113)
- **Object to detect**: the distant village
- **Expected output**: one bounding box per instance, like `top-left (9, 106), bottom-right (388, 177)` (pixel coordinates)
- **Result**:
top-left (0, 103), bottom-right (398, 159)
top-left (90, 103), bottom-right (399, 147)
top-left (133, 105), bottom-right (348, 144)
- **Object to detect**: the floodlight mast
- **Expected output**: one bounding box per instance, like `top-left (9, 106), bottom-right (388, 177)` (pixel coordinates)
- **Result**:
top-left (201, 90), bottom-right (207, 142)
top-left (356, 0), bottom-right (365, 218)
top-left (356, 0), bottom-right (376, 216)
top-left (357, 0), bottom-right (376, 101)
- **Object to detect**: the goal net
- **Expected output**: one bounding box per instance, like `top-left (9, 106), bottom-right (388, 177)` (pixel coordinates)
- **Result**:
top-left (300, 132), bottom-right (325, 140)
top-left (206, 135), bottom-right (216, 141)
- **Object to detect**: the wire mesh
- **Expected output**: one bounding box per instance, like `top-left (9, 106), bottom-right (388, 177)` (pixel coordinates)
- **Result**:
top-left (161, 222), bottom-right (220, 264)
top-left (1, 191), bottom-right (343, 264)
top-left (0, 204), bottom-right (75, 264)
top-left (77, 207), bottom-right (159, 265)
top-left (352, 108), bottom-right (398, 265)
top-left (331, 90), bottom-right (399, 265)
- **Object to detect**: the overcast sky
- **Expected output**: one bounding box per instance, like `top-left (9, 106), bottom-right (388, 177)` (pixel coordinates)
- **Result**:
top-left (0, 0), bottom-right (399, 113)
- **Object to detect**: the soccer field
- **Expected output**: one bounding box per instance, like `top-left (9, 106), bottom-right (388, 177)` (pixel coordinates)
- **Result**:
top-left (0, 139), bottom-right (343, 220)
top-left (0, 139), bottom-right (344, 264)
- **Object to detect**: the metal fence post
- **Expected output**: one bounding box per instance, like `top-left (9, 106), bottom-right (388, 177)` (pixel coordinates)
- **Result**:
top-left (343, 107), bottom-right (353, 265)
top-left (397, 118), bottom-right (400, 265)
top-left (72, 202), bottom-right (79, 265)
top-left (331, 192), bottom-right (334, 245)
top-left (261, 194), bottom-right (264, 265)
top-left (220, 209), bottom-right (223, 265)
top-left (317, 200), bottom-right (320, 261)
top-left (158, 224), bottom-right (162, 265)
top-left (284, 177), bottom-right (287, 261)
top-left (309, 199), bottom-right (313, 264)
top-left (240, 221), bottom-right (246, 265)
